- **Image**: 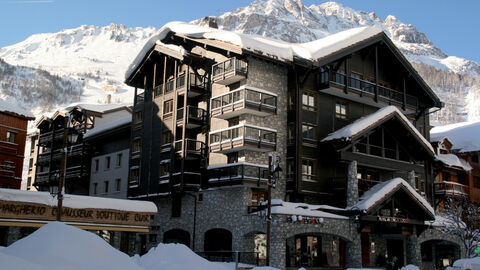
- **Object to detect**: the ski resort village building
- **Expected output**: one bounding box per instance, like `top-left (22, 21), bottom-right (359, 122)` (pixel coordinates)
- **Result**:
top-left (124, 22), bottom-right (463, 269)
top-left (0, 100), bottom-right (35, 189)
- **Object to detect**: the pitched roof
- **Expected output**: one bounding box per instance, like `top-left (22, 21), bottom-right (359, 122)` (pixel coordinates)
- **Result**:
top-left (431, 120), bottom-right (480, 153)
top-left (0, 99), bottom-right (35, 120)
top-left (349, 177), bottom-right (435, 220)
top-left (321, 106), bottom-right (435, 155)
top-left (435, 154), bottom-right (472, 171)
top-left (125, 21), bottom-right (383, 81)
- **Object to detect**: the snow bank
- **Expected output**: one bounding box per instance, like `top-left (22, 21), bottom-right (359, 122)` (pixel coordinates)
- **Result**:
top-left (138, 243), bottom-right (230, 270)
top-left (401, 265), bottom-right (420, 270)
top-left (0, 252), bottom-right (49, 270)
top-left (0, 222), bottom-right (143, 270)
top-left (431, 121), bottom-right (480, 153)
top-left (436, 154), bottom-right (472, 171)
top-left (453, 257), bottom-right (480, 270)
top-left (266, 199), bottom-right (348, 219)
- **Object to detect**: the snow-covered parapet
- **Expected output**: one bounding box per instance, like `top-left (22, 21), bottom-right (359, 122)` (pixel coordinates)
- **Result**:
top-left (435, 154), bottom-right (472, 171)
top-left (263, 199), bottom-right (348, 219)
top-left (348, 178), bottom-right (435, 218)
top-left (125, 21), bottom-right (383, 80)
top-left (0, 188), bottom-right (157, 213)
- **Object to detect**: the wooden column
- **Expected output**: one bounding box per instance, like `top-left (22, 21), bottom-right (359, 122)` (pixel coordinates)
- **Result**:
top-left (403, 78), bottom-right (407, 110)
top-left (374, 45), bottom-right (379, 102)
top-left (344, 58), bottom-right (349, 94)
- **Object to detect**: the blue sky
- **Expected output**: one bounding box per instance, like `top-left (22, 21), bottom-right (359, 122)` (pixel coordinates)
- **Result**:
top-left (0, 0), bottom-right (479, 63)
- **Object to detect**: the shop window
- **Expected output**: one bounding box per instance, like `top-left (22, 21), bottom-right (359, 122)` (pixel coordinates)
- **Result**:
top-left (335, 102), bottom-right (348, 120)
top-left (302, 92), bottom-right (316, 111)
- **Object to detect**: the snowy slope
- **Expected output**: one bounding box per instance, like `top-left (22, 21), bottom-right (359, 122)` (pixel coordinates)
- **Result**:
top-left (0, 24), bottom-right (157, 115)
top-left (193, 0), bottom-right (480, 125)
top-left (1, 0), bottom-right (479, 125)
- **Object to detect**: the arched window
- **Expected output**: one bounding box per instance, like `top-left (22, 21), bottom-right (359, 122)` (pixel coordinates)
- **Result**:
top-left (204, 228), bottom-right (232, 251)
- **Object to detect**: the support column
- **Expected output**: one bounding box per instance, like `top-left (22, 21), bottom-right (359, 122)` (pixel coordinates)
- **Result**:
top-left (407, 170), bottom-right (416, 189)
top-left (346, 233), bottom-right (362, 268)
top-left (347, 161), bottom-right (359, 207)
top-left (270, 220), bottom-right (286, 269)
top-left (406, 226), bottom-right (422, 267)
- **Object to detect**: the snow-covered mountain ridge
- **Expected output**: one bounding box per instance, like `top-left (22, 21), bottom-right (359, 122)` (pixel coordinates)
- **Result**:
top-left (1, 0), bottom-right (479, 125)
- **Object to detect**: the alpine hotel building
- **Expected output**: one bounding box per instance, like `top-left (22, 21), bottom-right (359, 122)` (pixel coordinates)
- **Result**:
top-left (124, 22), bottom-right (463, 269)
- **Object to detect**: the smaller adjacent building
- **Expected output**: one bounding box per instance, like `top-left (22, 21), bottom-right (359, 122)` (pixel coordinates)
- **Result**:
top-left (0, 100), bottom-right (35, 189)
top-left (84, 114), bottom-right (132, 199)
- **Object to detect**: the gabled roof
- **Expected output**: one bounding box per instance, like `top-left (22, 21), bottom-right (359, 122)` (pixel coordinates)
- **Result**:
top-left (349, 178), bottom-right (435, 220)
top-left (321, 106), bottom-right (435, 156)
top-left (435, 154), bottom-right (472, 171)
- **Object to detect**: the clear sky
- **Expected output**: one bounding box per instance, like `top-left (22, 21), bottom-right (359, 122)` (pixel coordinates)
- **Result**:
top-left (0, 0), bottom-right (479, 63)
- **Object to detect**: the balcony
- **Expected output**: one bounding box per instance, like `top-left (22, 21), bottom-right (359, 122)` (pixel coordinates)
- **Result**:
top-left (212, 57), bottom-right (247, 85)
top-left (435, 181), bottom-right (470, 198)
top-left (135, 91), bottom-right (145, 105)
top-left (171, 171), bottom-right (202, 190)
top-left (211, 86), bottom-right (277, 119)
top-left (209, 124), bottom-right (276, 154)
top-left (207, 162), bottom-right (268, 188)
top-left (176, 106), bottom-right (207, 129)
top-left (319, 69), bottom-right (418, 109)
top-left (37, 144), bottom-right (89, 164)
top-left (154, 72), bottom-right (208, 98)
top-left (174, 139), bottom-right (206, 159)
top-left (38, 130), bottom-right (64, 145)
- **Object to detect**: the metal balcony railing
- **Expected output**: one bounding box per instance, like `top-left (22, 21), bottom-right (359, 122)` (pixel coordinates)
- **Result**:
top-left (174, 139), bottom-right (206, 158)
top-left (208, 162), bottom-right (269, 188)
top-left (176, 106), bottom-right (207, 128)
top-left (171, 171), bottom-right (202, 189)
top-left (154, 72), bottom-right (208, 98)
top-left (212, 57), bottom-right (247, 85)
top-left (211, 86), bottom-right (277, 119)
top-left (210, 124), bottom-right (276, 153)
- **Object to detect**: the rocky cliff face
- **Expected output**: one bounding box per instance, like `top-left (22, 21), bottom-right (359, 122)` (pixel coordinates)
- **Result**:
top-left (194, 0), bottom-right (480, 125)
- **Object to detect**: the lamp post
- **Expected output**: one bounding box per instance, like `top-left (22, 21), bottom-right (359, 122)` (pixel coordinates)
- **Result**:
top-left (266, 153), bottom-right (281, 266)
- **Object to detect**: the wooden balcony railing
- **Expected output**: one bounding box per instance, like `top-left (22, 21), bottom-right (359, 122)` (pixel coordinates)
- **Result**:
top-left (435, 181), bottom-right (470, 197)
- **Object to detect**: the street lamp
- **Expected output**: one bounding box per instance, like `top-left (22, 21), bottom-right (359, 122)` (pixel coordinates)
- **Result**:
top-left (266, 153), bottom-right (282, 266)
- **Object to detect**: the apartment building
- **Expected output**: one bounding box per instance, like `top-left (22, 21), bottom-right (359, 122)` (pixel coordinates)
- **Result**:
top-left (124, 22), bottom-right (463, 269)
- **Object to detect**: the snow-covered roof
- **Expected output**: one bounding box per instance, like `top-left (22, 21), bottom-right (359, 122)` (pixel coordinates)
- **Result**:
top-left (435, 153), bottom-right (472, 171)
top-left (349, 178), bottom-right (435, 218)
top-left (0, 188), bottom-right (157, 213)
top-left (321, 106), bottom-right (435, 154)
top-left (84, 114), bottom-right (131, 139)
top-left (0, 99), bottom-right (35, 119)
top-left (431, 120), bottom-right (480, 153)
top-left (64, 103), bottom-right (130, 114)
top-left (125, 21), bottom-right (383, 80)
top-left (267, 199), bottom-right (348, 220)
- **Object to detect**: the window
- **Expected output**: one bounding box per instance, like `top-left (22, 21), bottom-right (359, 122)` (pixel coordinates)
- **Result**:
top-left (115, 179), bottom-right (121, 192)
top-left (129, 168), bottom-right (140, 186)
top-left (104, 181), bottom-right (109, 193)
top-left (94, 159), bottom-right (99, 172)
top-left (30, 136), bottom-right (36, 153)
top-left (472, 153), bottom-right (479, 163)
top-left (133, 111), bottom-right (143, 124)
top-left (28, 158), bottom-right (34, 171)
top-left (302, 124), bottom-right (316, 141)
top-left (251, 191), bottom-right (265, 206)
top-left (286, 158), bottom-right (295, 179)
top-left (301, 159), bottom-right (316, 182)
top-left (161, 132), bottom-right (173, 145)
top-left (287, 124), bottom-right (295, 145)
top-left (302, 92), bottom-right (316, 111)
top-left (158, 163), bottom-right (170, 178)
top-left (443, 172), bottom-right (451, 182)
top-left (27, 177), bottom-right (32, 189)
top-left (350, 72), bottom-right (362, 89)
top-left (474, 176), bottom-right (480, 189)
top-left (116, 153), bottom-right (122, 167)
top-left (335, 102), bottom-right (348, 119)
top-left (132, 139), bottom-right (141, 153)
top-left (93, 183), bottom-right (98, 195)
top-left (163, 100), bottom-right (173, 116)
top-left (172, 194), bottom-right (182, 217)
top-left (6, 131), bottom-right (16, 143)
top-left (105, 156), bottom-right (111, 170)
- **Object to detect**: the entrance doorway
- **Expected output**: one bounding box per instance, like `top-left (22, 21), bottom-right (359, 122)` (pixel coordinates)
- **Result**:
top-left (387, 239), bottom-right (404, 268)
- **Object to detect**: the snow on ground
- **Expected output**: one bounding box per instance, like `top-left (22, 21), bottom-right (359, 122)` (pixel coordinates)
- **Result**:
top-left (453, 257), bottom-right (480, 270)
top-left (0, 222), bottom-right (143, 270)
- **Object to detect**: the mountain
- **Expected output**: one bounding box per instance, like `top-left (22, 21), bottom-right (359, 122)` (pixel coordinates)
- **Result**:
top-left (1, 0), bottom-right (479, 125)
top-left (0, 24), bottom-right (158, 115)
top-left (193, 0), bottom-right (480, 125)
